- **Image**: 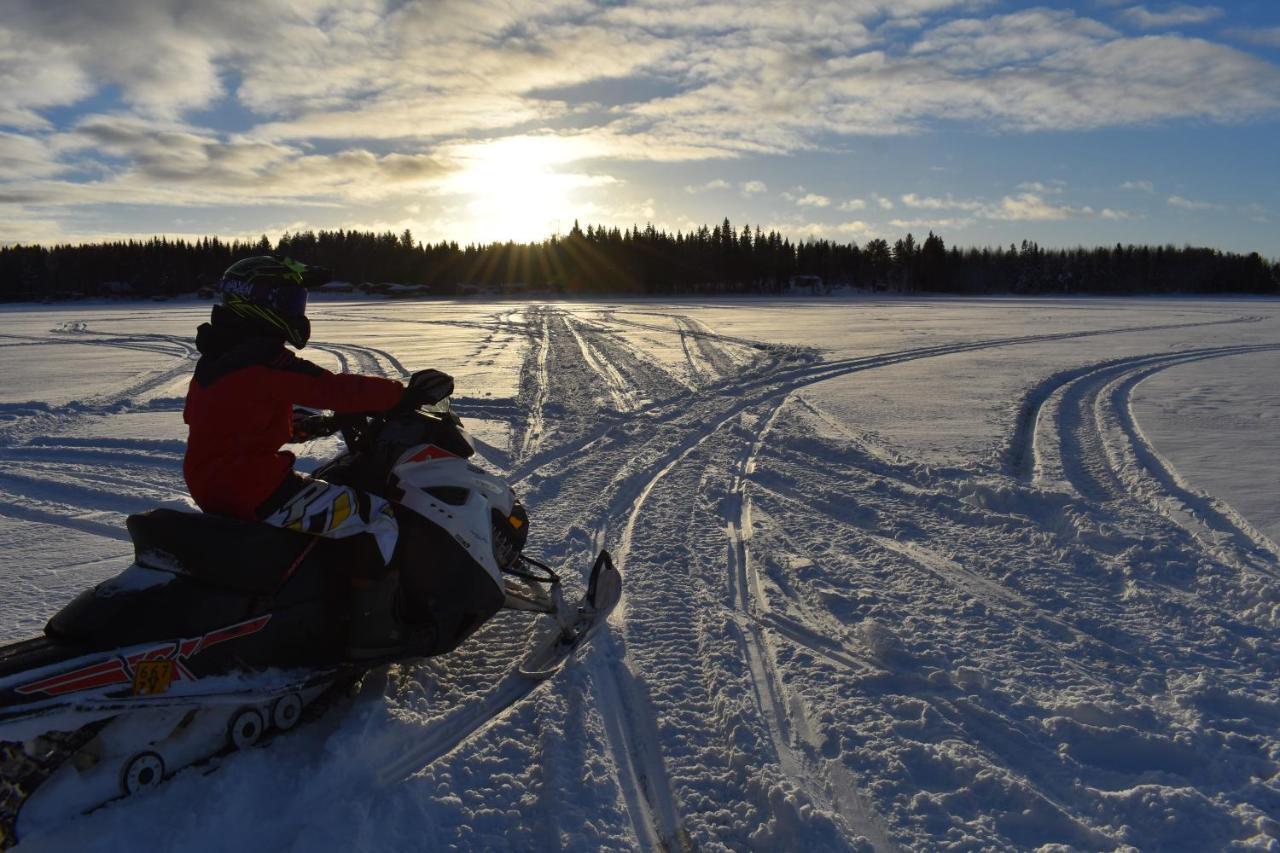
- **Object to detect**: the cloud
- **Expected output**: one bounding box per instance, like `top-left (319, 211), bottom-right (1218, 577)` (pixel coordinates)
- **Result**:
top-left (1243, 203), bottom-right (1270, 224)
top-left (0, 131), bottom-right (67, 181)
top-left (897, 189), bottom-right (1102, 221)
top-left (1017, 180), bottom-right (1065, 194)
top-left (684, 178), bottom-right (770, 197)
top-left (1119, 5), bottom-right (1223, 30)
top-left (991, 193), bottom-right (1088, 220)
top-left (888, 217), bottom-right (975, 230)
top-left (684, 179), bottom-right (732, 194)
top-left (840, 198), bottom-right (867, 211)
top-left (1167, 194), bottom-right (1222, 211)
top-left (782, 187), bottom-right (832, 207)
top-left (796, 193), bottom-right (831, 208)
top-left (5, 115), bottom-right (456, 209)
top-left (762, 218), bottom-right (879, 241)
top-left (1223, 26), bottom-right (1280, 49)
top-left (901, 192), bottom-right (984, 211)
top-left (0, 1), bottom-right (258, 117)
top-left (1120, 180), bottom-right (1155, 192)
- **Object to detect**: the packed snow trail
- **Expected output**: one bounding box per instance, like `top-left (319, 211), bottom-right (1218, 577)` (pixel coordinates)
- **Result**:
top-left (1, 299), bottom-right (1277, 851)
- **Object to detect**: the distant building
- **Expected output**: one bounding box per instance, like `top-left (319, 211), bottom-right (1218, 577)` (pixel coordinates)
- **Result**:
top-left (789, 274), bottom-right (823, 293)
top-left (100, 281), bottom-right (135, 297)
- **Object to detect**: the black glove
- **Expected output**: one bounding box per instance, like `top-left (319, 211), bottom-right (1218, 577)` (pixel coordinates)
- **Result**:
top-left (406, 368), bottom-right (454, 406)
top-left (291, 406), bottom-right (337, 442)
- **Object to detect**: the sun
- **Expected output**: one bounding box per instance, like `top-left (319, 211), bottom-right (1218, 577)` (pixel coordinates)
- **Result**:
top-left (445, 135), bottom-right (606, 244)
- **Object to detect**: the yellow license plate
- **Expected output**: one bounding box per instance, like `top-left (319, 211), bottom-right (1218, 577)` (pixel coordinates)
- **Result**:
top-left (132, 660), bottom-right (174, 696)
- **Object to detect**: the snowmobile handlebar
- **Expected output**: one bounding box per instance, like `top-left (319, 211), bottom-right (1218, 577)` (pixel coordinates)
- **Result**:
top-left (328, 394), bottom-right (459, 454)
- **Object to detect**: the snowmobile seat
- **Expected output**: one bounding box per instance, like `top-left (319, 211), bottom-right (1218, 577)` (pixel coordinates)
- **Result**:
top-left (126, 508), bottom-right (345, 595)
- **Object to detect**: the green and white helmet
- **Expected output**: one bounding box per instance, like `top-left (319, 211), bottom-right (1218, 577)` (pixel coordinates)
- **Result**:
top-left (218, 256), bottom-right (321, 348)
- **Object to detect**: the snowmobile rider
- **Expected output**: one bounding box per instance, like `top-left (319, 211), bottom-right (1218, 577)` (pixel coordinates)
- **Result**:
top-left (182, 256), bottom-right (453, 655)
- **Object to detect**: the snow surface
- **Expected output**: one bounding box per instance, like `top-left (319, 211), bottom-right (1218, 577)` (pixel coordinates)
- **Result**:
top-left (1, 296), bottom-right (1279, 851)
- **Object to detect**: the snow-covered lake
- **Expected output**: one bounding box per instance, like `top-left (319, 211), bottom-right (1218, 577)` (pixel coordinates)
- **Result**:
top-left (2, 295), bottom-right (1278, 851)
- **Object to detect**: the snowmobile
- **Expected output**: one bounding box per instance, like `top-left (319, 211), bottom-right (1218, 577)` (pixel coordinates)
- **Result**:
top-left (0, 393), bottom-right (620, 847)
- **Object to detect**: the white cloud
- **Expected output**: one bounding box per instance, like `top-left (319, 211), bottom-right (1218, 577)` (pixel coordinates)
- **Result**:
top-left (901, 192), bottom-right (984, 211)
top-left (796, 193), bottom-right (831, 208)
top-left (991, 193), bottom-right (1088, 220)
top-left (1120, 4), bottom-right (1223, 30)
top-left (1167, 194), bottom-right (1222, 211)
top-left (1224, 26), bottom-right (1280, 49)
top-left (1120, 180), bottom-right (1155, 192)
top-left (895, 189), bottom-right (1102, 221)
top-left (0, 131), bottom-right (67, 181)
top-left (840, 198), bottom-right (867, 211)
top-left (739, 180), bottom-right (768, 196)
top-left (762, 218), bottom-right (879, 241)
top-left (684, 179), bottom-right (732, 194)
top-left (1017, 180), bottom-right (1065, 194)
top-left (888, 217), bottom-right (975, 230)
top-left (876, 195), bottom-right (895, 210)
top-left (1243, 203), bottom-right (1270, 224)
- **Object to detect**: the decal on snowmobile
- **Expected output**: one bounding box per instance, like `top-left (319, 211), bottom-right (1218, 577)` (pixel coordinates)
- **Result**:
top-left (407, 444), bottom-right (456, 462)
top-left (14, 615), bottom-right (273, 698)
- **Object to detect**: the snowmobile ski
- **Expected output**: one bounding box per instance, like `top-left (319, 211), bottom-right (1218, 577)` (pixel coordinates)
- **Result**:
top-left (519, 550), bottom-right (621, 679)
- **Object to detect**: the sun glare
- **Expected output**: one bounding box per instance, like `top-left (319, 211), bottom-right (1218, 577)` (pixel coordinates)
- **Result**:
top-left (446, 136), bottom-right (606, 244)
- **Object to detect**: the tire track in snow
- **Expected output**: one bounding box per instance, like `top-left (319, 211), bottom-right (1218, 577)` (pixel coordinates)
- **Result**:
top-left (672, 318), bottom-right (706, 388)
top-left (1011, 344), bottom-right (1280, 567)
top-left (595, 429), bottom-right (707, 851)
top-left (681, 316), bottom-right (749, 380)
top-left (563, 315), bottom-right (639, 412)
top-left (571, 314), bottom-right (694, 406)
top-left (514, 307), bottom-right (551, 462)
top-left (1110, 349), bottom-right (1280, 568)
top-left (0, 329), bottom-right (198, 466)
top-left (310, 340), bottom-right (408, 380)
top-left (0, 495), bottom-right (132, 543)
top-left (724, 399), bottom-right (900, 851)
top-left (373, 670), bottom-right (543, 787)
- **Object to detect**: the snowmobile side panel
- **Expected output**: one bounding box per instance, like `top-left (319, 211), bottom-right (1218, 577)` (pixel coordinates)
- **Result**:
top-left (394, 510), bottom-right (505, 657)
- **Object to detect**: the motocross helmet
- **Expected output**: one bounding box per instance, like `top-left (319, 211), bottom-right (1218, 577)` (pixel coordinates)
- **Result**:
top-left (218, 256), bottom-right (317, 348)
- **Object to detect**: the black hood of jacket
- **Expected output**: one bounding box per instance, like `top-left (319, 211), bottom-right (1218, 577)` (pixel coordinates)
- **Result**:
top-left (193, 305), bottom-right (287, 387)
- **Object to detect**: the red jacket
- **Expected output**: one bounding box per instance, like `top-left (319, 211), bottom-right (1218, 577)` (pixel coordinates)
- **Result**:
top-left (183, 317), bottom-right (403, 519)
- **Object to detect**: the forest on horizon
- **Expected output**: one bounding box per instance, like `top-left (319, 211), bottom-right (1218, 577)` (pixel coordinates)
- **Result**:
top-left (2, 219), bottom-right (1277, 301)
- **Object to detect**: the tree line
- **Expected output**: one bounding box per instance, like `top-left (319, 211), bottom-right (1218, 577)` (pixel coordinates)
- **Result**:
top-left (2, 219), bottom-right (1276, 300)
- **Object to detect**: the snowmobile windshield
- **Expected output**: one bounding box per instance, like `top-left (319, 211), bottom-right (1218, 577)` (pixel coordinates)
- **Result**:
top-left (421, 397), bottom-right (453, 416)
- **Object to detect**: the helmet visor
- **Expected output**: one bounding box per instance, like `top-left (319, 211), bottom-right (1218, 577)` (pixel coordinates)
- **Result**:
top-left (271, 286), bottom-right (308, 318)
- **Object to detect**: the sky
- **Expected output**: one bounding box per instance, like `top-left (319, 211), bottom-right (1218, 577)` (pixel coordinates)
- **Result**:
top-left (1, 0), bottom-right (1279, 256)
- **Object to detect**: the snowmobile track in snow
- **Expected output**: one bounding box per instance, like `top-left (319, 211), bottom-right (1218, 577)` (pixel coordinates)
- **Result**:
top-left (1010, 343), bottom-right (1280, 569)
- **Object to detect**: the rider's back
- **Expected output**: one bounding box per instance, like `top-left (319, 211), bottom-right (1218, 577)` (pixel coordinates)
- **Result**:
top-left (183, 307), bottom-right (402, 520)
